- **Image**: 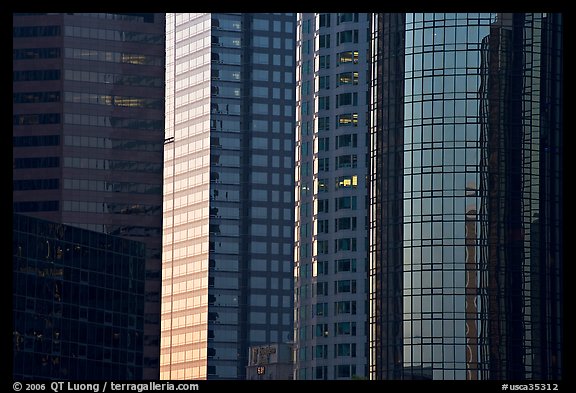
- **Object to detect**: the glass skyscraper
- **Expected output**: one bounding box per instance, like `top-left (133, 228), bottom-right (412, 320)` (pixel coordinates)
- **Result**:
top-left (294, 13), bottom-right (370, 380)
top-left (161, 13), bottom-right (296, 380)
top-left (369, 13), bottom-right (562, 380)
top-left (13, 13), bottom-right (166, 379)
top-left (13, 213), bottom-right (146, 379)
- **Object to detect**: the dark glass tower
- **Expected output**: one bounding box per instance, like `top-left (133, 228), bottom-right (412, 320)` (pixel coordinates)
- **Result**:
top-left (369, 13), bottom-right (562, 380)
top-left (13, 213), bottom-right (146, 379)
top-left (13, 13), bottom-right (165, 378)
top-left (161, 13), bottom-right (296, 380)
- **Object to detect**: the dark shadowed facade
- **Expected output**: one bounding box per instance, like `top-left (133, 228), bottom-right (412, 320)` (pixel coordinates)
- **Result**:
top-left (13, 213), bottom-right (146, 379)
top-left (13, 13), bottom-right (165, 378)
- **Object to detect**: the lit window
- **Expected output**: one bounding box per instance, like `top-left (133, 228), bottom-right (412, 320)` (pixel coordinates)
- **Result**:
top-left (337, 51), bottom-right (358, 65)
top-left (337, 72), bottom-right (359, 86)
top-left (336, 175), bottom-right (358, 189)
top-left (336, 113), bottom-right (358, 127)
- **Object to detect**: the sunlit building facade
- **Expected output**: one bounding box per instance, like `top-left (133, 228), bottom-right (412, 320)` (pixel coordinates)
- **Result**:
top-left (370, 13), bottom-right (562, 379)
top-left (12, 13), bottom-right (165, 379)
top-left (294, 13), bottom-right (370, 380)
top-left (161, 13), bottom-right (296, 380)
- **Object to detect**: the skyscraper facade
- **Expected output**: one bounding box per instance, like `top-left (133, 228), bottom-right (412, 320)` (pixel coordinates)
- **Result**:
top-left (370, 13), bottom-right (562, 380)
top-left (161, 13), bottom-right (296, 380)
top-left (294, 13), bottom-right (370, 380)
top-left (13, 13), bottom-right (166, 378)
top-left (13, 213), bottom-right (146, 379)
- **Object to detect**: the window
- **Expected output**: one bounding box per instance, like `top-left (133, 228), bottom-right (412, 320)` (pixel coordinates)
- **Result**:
top-left (64, 69), bottom-right (162, 87)
top-left (315, 323), bottom-right (328, 337)
top-left (317, 117), bottom-right (329, 132)
top-left (301, 121), bottom-right (311, 136)
top-left (64, 47), bottom-right (162, 66)
top-left (318, 178), bottom-right (328, 193)
top-left (335, 217), bottom-right (357, 231)
top-left (315, 302), bottom-right (328, 317)
top-left (336, 154), bottom-right (358, 169)
top-left (216, 18), bottom-right (242, 31)
top-left (315, 366), bottom-right (328, 380)
top-left (335, 196), bottom-right (357, 211)
top-left (273, 20), bottom-right (281, 32)
top-left (318, 137), bottom-right (329, 152)
top-left (336, 92), bottom-right (358, 107)
top-left (253, 19), bottom-right (269, 30)
top-left (317, 199), bottom-right (329, 213)
top-left (301, 101), bottom-right (309, 116)
top-left (335, 301), bottom-right (356, 315)
top-left (298, 346), bottom-right (307, 362)
top-left (318, 34), bottom-right (330, 49)
top-left (300, 161), bottom-right (310, 176)
top-left (315, 281), bottom-right (328, 296)
top-left (335, 279), bottom-right (356, 294)
top-left (64, 91), bottom-right (162, 109)
top-left (319, 55), bottom-right (330, 69)
top-left (14, 157), bottom-right (60, 169)
top-left (337, 30), bottom-right (359, 45)
top-left (63, 25), bottom-right (163, 44)
top-left (335, 343), bottom-right (356, 357)
top-left (335, 238), bottom-right (357, 252)
top-left (13, 113), bottom-right (60, 125)
top-left (14, 69), bottom-right (61, 82)
top-left (13, 26), bottom-right (61, 37)
top-left (302, 39), bottom-right (311, 55)
top-left (317, 220), bottom-right (329, 234)
top-left (302, 18), bottom-right (311, 34)
top-left (317, 260), bottom-right (328, 275)
top-left (212, 35), bottom-right (241, 48)
top-left (336, 175), bottom-right (358, 189)
top-left (318, 157), bottom-right (329, 172)
top-left (300, 184), bottom-right (310, 198)
top-left (318, 96), bottom-right (330, 110)
top-left (337, 51), bottom-right (358, 65)
top-left (337, 13), bottom-right (359, 24)
top-left (301, 80), bottom-right (310, 95)
top-left (13, 200), bottom-right (59, 212)
top-left (315, 345), bottom-right (328, 359)
top-left (335, 321), bottom-right (356, 336)
top-left (14, 179), bottom-right (59, 191)
top-left (317, 240), bottom-right (329, 255)
top-left (13, 135), bottom-right (59, 147)
top-left (13, 47), bottom-right (61, 59)
top-left (336, 113), bottom-right (359, 127)
top-left (319, 75), bottom-right (330, 90)
top-left (300, 263), bottom-right (311, 279)
top-left (335, 258), bottom-right (357, 272)
top-left (336, 365), bottom-right (351, 378)
top-left (337, 72), bottom-right (359, 86)
top-left (336, 134), bottom-right (358, 149)
top-left (319, 13), bottom-right (331, 28)
top-left (302, 60), bottom-right (311, 75)
top-left (13, 91), bottom-right (60, 104)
